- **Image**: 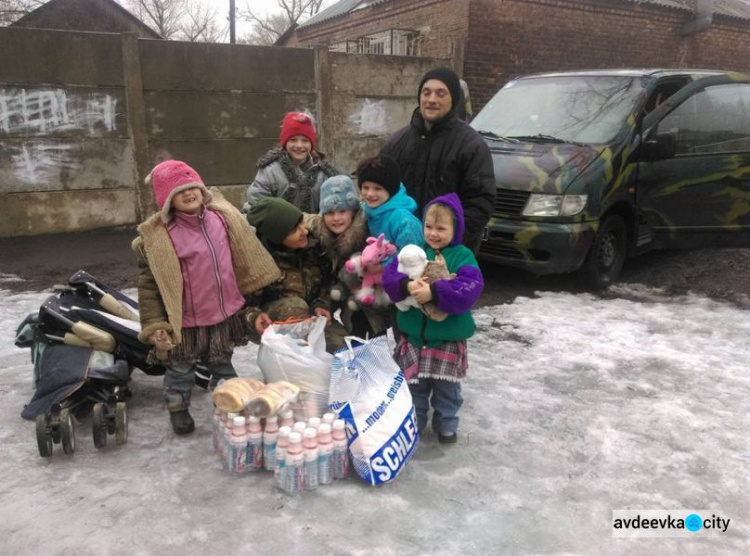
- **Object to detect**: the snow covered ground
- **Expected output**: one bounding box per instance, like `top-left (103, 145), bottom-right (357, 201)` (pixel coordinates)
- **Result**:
top-left (1, 281), bottom-right (748, 555)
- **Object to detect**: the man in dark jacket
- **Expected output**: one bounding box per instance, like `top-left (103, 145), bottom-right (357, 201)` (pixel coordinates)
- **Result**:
top-left (381, 67), bottom-right (495, 254)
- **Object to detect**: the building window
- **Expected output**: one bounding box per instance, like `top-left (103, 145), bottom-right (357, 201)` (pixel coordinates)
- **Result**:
top-left (330, 29), bottom-right (420, 56)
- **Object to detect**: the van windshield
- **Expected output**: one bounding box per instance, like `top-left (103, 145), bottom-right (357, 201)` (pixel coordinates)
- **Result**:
top-left (471, 75), bottom-right (645, 145)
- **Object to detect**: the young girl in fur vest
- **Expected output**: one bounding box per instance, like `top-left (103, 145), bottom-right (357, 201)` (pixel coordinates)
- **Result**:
top-left (307, 175), bottom-right (390, 339)
top-left (133, 160), bottom-right (280, 435)
top-left (382, 193), bottom-right (484, 444)
top-left (244, 112), bottom-right (339, 214)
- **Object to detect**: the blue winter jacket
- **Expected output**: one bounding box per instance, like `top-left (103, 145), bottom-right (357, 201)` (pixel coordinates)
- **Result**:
top-left (363, 184), bottom-right (423, 263)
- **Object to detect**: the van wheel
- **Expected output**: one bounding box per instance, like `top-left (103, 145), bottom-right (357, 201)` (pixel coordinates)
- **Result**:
top-left (580, 215), bottom-right (626, 289)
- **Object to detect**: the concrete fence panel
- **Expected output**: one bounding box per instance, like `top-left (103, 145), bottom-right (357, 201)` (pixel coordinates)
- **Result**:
top-left (0, 27), bottom-right (446, 237)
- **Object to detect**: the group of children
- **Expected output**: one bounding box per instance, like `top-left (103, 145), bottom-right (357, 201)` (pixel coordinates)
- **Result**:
top-left (134, 111), bottom-right (484, 444)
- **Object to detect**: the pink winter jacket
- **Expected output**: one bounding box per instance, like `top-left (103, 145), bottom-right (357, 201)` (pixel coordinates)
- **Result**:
top-left (167, 208), bottom-right (246, 328)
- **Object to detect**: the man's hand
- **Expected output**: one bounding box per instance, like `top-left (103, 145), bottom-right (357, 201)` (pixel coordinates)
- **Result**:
top-left (412, 278), bottom-right (433, 304)
top-left (254, 313), bottom-right (273, 335)
top-left (148, 329), bottom-right (175, 351)
top-left (314, 307), bottom-right (332, 325)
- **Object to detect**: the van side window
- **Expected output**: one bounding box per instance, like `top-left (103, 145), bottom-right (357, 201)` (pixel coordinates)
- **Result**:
top-left (656, 84), bottom-right (750, 155)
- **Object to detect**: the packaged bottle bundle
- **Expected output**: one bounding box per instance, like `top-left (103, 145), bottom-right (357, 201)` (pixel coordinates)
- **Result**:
top-left (210, 408), bottom-right (352, 494)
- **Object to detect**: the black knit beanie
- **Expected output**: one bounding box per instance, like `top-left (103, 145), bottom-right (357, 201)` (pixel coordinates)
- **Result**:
top-left (418, 67), bottom-right (461, 111)
top-left (246, 197), bottom-right (303, 244)
top-left (357, 155), bottom-right (401, 198)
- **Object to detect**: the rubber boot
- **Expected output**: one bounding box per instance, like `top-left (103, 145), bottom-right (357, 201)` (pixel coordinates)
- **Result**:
top-left (165, 390), bottom-right (195, 435)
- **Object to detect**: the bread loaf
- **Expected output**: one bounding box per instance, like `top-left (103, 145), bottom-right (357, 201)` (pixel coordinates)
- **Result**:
top-left (211, 377), bottom-right (264, 412)
top-left (246, 381), bottom-right (301, 418)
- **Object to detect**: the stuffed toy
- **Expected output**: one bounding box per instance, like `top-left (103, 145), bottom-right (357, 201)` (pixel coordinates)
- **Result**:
top-left (341, 234), bottom-right (396, 308)
top-left (394, 245), bottom-right (452, 321)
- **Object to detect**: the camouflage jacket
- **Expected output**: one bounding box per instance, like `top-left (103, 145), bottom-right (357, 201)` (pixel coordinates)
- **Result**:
top-left (258, 214), bottom-right (335, 320)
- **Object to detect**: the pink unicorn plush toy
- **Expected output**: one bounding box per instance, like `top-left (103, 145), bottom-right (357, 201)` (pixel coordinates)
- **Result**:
top-left (343, 234), bottom-right (397, 307)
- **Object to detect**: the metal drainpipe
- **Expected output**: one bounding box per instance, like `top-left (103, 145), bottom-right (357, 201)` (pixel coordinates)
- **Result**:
top-left (681, 0), bottom-right (714, 36)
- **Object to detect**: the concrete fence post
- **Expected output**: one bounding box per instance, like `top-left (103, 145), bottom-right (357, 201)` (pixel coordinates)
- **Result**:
top-left (314, 45), bottom-right (333, 156)
top-left (451, 39), bottom-right (466, 78)
top-left (121, 33), bottom-right (153, 220)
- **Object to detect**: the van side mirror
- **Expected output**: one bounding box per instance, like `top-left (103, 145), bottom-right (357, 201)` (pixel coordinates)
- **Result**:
top-left (641, 132), bottom-right (676, 161)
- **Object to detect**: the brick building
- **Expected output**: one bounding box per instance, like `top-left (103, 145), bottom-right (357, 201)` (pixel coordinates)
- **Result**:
top-left (11, 0), bottom-right (162, 38)
top-left (280, 0), bottom-right (750, 110)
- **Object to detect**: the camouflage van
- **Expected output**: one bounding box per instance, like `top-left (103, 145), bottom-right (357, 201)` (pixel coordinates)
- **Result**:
top-left (472, 70), bottom-right (750, 288)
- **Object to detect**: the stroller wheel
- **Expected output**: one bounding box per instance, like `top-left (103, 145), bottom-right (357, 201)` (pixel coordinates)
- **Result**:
top-left (35, 415), bottom-right (53, 458)
top-left (115, 402), bottom-right (128, 445)
top-left (92, 403), bottom-right (107, 449)
top-left (60, 409), bottom-right (76, 455)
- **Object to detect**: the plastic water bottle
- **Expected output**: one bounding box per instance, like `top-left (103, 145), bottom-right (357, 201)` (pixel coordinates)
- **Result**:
top-left (307, 417), bottom-right (321, 431)
top-left (279, 408), bottom-right (294, 429)
top-left (317, 423), bottom-right (333, 485)
top-left (228, 416), bottom-right (248, 475)
top-left (284, 432), bottom-right (304, 494)
top-left (222, 412), bottom-right (238, 467)
top-left (246, 416), bottom-right (264, 471)
top-left (263, 415), bottom-right (279, 472)
top-left (321, 412), bottom-right (335, 427)
top-left (275, 426), bottom-right (291, 490)
top-left (332, 419), bottom-right (350, 480)
top-left (302, 428), bottom-right (319, 491)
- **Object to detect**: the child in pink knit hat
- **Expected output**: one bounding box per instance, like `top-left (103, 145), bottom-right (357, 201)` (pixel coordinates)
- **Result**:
top-left (244, 111), bottom-right (341, 214)
top-left (132, 160), bottom-right (280, 434)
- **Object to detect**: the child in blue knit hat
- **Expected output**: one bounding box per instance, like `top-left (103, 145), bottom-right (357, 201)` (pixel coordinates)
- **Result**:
top-left (308, 175), bottom-right (390, 338)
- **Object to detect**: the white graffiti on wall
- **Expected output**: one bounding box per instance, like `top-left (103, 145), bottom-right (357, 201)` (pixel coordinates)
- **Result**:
top-left (11, 143), bottom-right (79, 185)
top-left (349, 98), bottom-right (387, 135)
top-left (0, 88), bottom-right (118, 135)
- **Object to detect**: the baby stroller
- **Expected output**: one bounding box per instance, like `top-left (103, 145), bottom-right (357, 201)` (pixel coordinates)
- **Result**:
top-left (14, 271), bottom-right (165, 458)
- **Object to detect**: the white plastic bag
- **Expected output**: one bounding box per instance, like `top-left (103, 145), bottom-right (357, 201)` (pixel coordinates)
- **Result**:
top-left (257, 317), bottom-right (333, 420)
top-left (329, 336), bottom-right (419, 485)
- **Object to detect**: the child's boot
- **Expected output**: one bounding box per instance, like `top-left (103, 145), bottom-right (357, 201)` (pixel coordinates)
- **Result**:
top-left (165, 390), bottom-right (195, 435)
top-left (437, 432), bottom-right (457, 444)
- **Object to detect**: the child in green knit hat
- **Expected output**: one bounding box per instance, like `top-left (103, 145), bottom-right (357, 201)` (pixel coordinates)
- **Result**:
top-left (246, 197), bottom-right (348, 352)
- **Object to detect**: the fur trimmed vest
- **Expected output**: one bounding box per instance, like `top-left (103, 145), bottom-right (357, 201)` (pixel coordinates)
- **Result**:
top-left (132, 189), bottom-right (281, 345)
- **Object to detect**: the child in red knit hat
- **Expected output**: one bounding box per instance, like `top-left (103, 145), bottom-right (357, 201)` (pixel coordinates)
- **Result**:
top-left (245, 112), bottom-right (341, 214)
top-left (132, 160), bottom-right (280, 434)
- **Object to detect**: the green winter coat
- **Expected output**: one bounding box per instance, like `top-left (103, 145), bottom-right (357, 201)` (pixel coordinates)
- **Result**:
top-left (396, 244), bottom-right (478, 348)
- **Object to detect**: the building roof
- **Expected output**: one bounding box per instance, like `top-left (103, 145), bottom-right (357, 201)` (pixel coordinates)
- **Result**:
top-left (628, 0), bottom-right (750, 21)
top-left (298, 0), bottom-right (750, 29)
top-left (299, 0), bottom-right (390, 29)
top-left (11, 0), bottom-right (163, 38)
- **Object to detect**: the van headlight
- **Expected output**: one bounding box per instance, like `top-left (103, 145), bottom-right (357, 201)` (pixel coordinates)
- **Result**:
top-left (522, 194), bottom-right (588, 217)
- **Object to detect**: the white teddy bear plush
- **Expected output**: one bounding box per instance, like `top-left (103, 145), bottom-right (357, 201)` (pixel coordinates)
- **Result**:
top-left (395, 245), bottom-right (428, 312)
top-left (395, 244), bottom-right (453, 321)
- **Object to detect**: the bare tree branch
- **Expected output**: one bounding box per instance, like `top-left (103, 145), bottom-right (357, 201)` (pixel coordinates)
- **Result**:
top-left (180, 1), bottom-right (225, 42)
top-left (0, 0), bottom-right (46, 25)
top-left (128, 0), bottom-right (185, 39)
top-left (238, 0), bottom-right (328, 45)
